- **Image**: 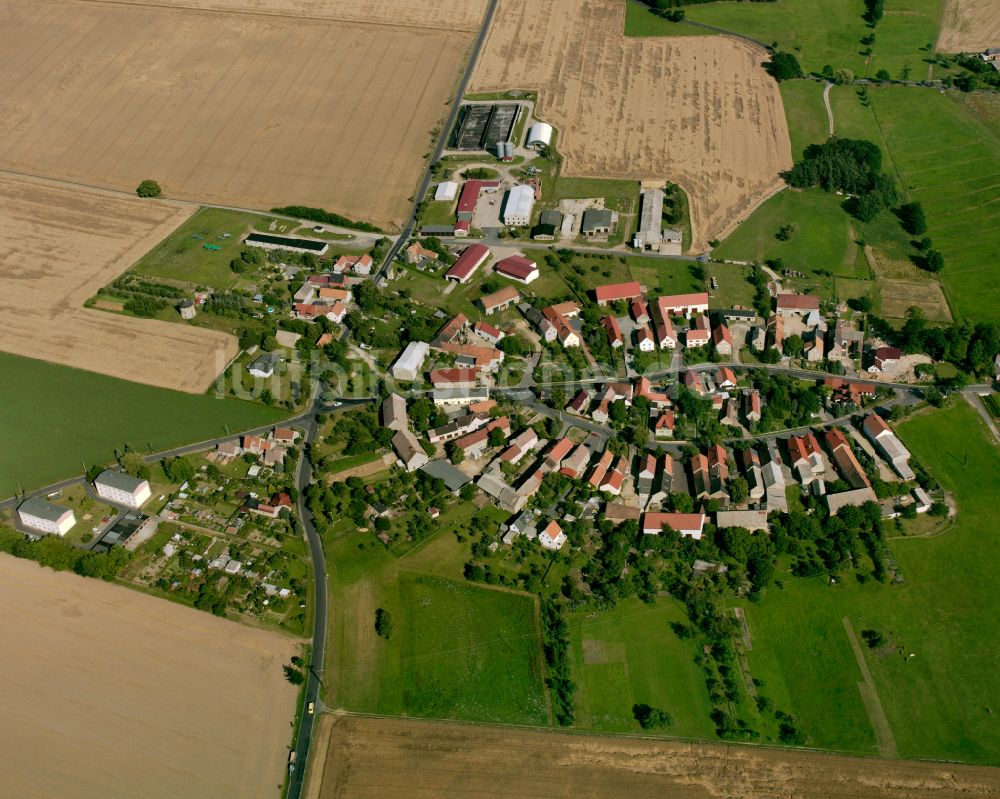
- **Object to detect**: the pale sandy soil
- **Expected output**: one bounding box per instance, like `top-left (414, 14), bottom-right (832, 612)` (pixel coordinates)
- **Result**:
top-left (470, 0), bottom-right (793, 251)
top-left (0, 0), bottom-right (472, 231)
top-left (0, 554), bottom-right (299, 799)
top-left (0, 172), bottom-right (237, 392)
top-left (937, 0), bottom-right (1000, 53)
top-left (313, 714), bottom-right (1000, 799)
top-left (93, 0), bottom-right (488, 31)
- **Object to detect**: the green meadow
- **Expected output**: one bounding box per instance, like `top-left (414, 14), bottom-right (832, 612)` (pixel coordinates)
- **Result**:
top-left (0, 353), bottom-right (284, 496)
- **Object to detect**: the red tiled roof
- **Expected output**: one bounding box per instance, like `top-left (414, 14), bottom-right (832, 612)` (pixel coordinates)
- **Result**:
top-left (657, 292), bottom-right (709, 310)
top-left (495, 255), bottom-right (537, 281)
top-left (446, 245), bottom-right (489, 281)
top-left (456, 180), bottom-right (501, 214)
top-left (642, 512), bottom-right (706, 535)
top-left (594, 281), bottom-right (642, 303)
top-left (776, 293), bottom-right (820, 311)
top-left (602, 315), bottom-right (622, 342)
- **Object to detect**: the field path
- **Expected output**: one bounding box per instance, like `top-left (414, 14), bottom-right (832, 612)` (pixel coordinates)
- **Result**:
top-left (842, 616), bottom-right (899, 758)
top-left (823, 81), bottom-right (835, 136)
top-left (963, 392), bottom-right (1000, 445)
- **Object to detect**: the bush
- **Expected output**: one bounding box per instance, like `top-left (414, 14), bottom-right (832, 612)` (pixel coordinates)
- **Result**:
top-left (136, 179), bottom-right (162, 198)
top-left (633, 703), bottom-right (674, 729)
top-left (898, 201), bottom-right (927, 235)
top-left (764, 51), bottom-right (803, 82)
top-left (375, 607), bottom-right (394, 639)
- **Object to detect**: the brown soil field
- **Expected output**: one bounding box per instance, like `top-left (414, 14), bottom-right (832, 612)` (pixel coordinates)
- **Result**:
top-left (0, 0), bottom-right (473, 231)
top-left (881, 279), bottom-right (953, 322)
top-left (312, 714), bottom-right (1000, 799)
top-left (936, 0), bottom-right (1000, 53)
top-left (470, 0), bottom-right (793, 251)
top-left (95, 0), bottom-right (488, 31)
top-left (0, 172), bottom-right (236, 392)
top-left (0, 554), bottom-right (299, 799)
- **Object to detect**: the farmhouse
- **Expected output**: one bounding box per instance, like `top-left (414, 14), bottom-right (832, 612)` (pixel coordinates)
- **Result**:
top-left (776, 293), bottom-right (820, 316)
top-left (94, 470), bottom-right (151, 508)
top-left (392, 429), bottom-right (429, 472)
top-left (430, 368), bottom-right (482, 388)
top-left (479, 285), bottom-right (519, 315)
top-left (635, 326), bottom-right (655, 352)
top-left (445, 244), bottom-right (491, 284)
top-left (657, 292), bottom-right (709, 318)
top-left (248, 352), bottom-right (279, 379)
top-left (406, 242), bottom-right (439, 265)
top-left (494, 255), bottom-right (539, 284)
top-left (633, 187), bottom-right (664, 252)
top-left (539, 521), bottom-right (567, 551)
top-left (581, 208), bottom-right (618, 237)
top-left (642, 512), bottom-right (706, 540)
top-left (433, 387), bottom-right (490, 407)
top-left (825, 428), bottom-right (870, 490)
top-left (433, 313), bottom-right (468, 347)
top-left (334, 254), bottom-right (373, 275)
top-left (439, 342), bottom-right (504, 371)
top-left (866, 346), bottom-right (902, 374)
top-left (390, 341), bottom-right (430, 381)
top-left (420, 460), bottom-right (471, 494)
top-left (594, 281), bottom-right (642, 306)
top-left (473, 321), bottom-right (504, 345)
top-left (686, 315), bottom-right (710, 348)
top-left (559, 444), bottom-right (591, 479)
top-left (712, 322), bottom-right (733, 355)
top-left (381, 393), bottom-right (408, 432)
top-left (17, 497), bottom-right (75, 537)
top-left (602, 316), bottom-right (623, 348)
top-left (244, 232), bottom-right (329, 256)
top-left (427, 413), bottom-right (487, 445)
top-left (502, 185), bottom-right (535, 227)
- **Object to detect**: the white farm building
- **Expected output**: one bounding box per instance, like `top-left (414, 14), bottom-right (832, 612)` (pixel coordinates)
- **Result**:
top-left (18, 497), bottom-right (75, 536)
top-left (94, 469), bottom-right (152, 508)
top-left (434, 181), bottom-right (458, 202)
top-left (526, 122), bottom-right (553, 149)
top-left (391, 341), bottom-right (430, 382)
top-left (502, 185), bottom-right (535, 227)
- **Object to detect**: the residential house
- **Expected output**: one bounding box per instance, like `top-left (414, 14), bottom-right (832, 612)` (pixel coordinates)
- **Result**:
top-left (474, 321), bottom-right (504, 346)
top-left (715, 367), bottom-right (737, 389)
top-left (541, 304), bottom-right (580, 348)
top-left (405, 242), bottom-right (439, 265)
top-left (587, 450), bottom-right (615, 489)
top-left (544, 438), bottom-right (575, 471)
top-left (631, 299), bottom-right (650, 326)
top-left (707, 444), bottom-right (729, 496)
top-left (637, 454), bottom-right (657, 496)
top-left (94, 470), bottom-right (151, 508)
top-left (392, 429), bottom-right (429, 472)
top-left (683, 370), bottom-right (705, 395)
top-left (456, 417), bottom-right (510, 459)
top-left (739, 448), bottom-right (765, 502)
top-left (712, 321), bottom-right (733, 355)
top-left (427, 413), bottom-right (486, 444)
top-left (745, 389), bottom-right (762, 423)
top-left (866, 346), bottom-right (902, 374)
top-left (18, 497), bottom-right (76, 536)
top-left (248, 352), bottom-right (279, 379)
top-left (635, 326), bottom-right (655, 352)
top-left (830, 319), bottom-right (864, 359)
top-left (604, 502), bottom-right (642, 524)
top-left (635, 376), bottom-right (671, 408)
top-left (430, 368), bottom-right (483, 389)
top-left (566, 389), bottom-right (591, 415)
top-left (686, 315), bottom-right (710, 349)
top-left (690, 453), bottom-right (710, 499)
top-left (824, 428), bottom-right (870, 490)
top-left (433, 313), bottom-right (469, 347)
top-left (333, 254), bottom-right (373, 275)
top-left (653, 411), bottom-right (675, 439)
top-left (602, 316), bottom-right (623, 348)
top-left (242, 435), bottom-right (271, 455)
top-left (642, 512), bottom-right (706, 540)
top-left (439, 342), bottom-right (504, 371)
top-left (559, 444), bottom-right (591, 479)
top-left (539, 521), bottom-right (567, 551)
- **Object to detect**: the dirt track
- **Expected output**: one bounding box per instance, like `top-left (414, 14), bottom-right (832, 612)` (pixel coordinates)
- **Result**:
top-left (470, 0), bottom-right (792, 251)
top-left (0, 554), bottom-right (299, 799)
top-left (936, 0), bottom-right (1000, 53)
top-left (94, 0), bottom-right (488, 30)
top-left (314, 714), bottom-right (1000, 799)
top-left (0, 0), bottom-right (473, 231)
top-left (0, 172), bottom-right (236, 392)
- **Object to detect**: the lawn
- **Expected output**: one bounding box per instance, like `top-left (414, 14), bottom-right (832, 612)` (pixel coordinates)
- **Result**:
top-left (132, 206), bottom-right (280, 289)
top-left (780, 80), bottom-right (830, 159)
top-left (712, 188), bottom-right (868, 280)
top-left (325, 508), bottom-right (549, 726)
top-left (568, 597), bottom-right (717, 738)
top-left (736, 400), bottom-right (1000, 763)
top-left (0, 353), bottom-right (284, 496)
top-left (623, 0), bottom-right (717, 38)
top-left (864, 87), bottom-right (1000, 323)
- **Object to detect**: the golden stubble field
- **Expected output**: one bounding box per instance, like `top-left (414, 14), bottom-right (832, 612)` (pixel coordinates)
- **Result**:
top-left (0, 172), bottom-right (236, 392)
top-left (936, 0), bottom-right (1000, 53)
top-left (0, 0), bottom-right (480, 231)
top-left (0, 554), bottom-right (299, 799)
top-left (471, 0), bottom-right (793, 251)
top-left (312, 714), bottom-right (1000, 799)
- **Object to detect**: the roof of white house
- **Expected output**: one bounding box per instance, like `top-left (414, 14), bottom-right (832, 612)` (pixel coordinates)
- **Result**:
top-left (505, 185), bottom-right (535, 219)
top-left (435, 181), bottom-right (459, 201)
top-left (526, 122), bottom-right (553, 146)
top-left (96, 469), bottom-right (148, 493)
top-left (391, 341), bottom-right (430, 376)
top-left (19, 497), bottom-right (73, 523)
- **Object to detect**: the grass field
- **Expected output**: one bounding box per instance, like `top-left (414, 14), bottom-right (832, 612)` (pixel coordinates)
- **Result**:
top-left (780, 80), bottom-right (831, 159)
top-left (623, 0), bottom-right (716, 38)
top-left (326, 510), bottom-right (548, 726)
top-left (670, 0), bottom-right (941, 78)
top-left (132, 207), bottom-right (277, 289)
top-left (712, 188), bottom-right (868, 280)
top-left (735, 400), bottom-right (1000, 763)
top-left (568, 598), bottom-right (716, 738)
top-left (0, 353), bottom-right (283, 496)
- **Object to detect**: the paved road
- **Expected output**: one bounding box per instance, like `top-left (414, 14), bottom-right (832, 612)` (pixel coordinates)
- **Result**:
top-left (375, 0), bottom-right (500, 279)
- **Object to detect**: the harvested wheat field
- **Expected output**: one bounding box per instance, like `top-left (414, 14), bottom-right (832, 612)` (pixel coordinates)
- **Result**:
top-left (0, 0), bottom-right (478, 231)
top-left (471, 0), bottom-right (792, 251)
top-left (312, 714), bottom-right (1000, 799)
top-left (0, 172), bottom-right (235, 393)
top-left (0, 554), bottom-right (299, 799)
top-left (937, 0), bottom-right (1000, 53)
top-left (95, 0), bottom-right (487, 31)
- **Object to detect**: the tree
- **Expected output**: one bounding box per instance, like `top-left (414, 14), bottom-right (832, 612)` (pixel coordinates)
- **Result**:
top-left (875, 68), bottom-right (891, 82)
top-left (922, 249), bottom-right (945, 272)
top-left (834, 68), bottom-right (855, 86)
top-left (136, 179), bottom-right (162, 198)
top-left (374, 608), bottom-right (394, 639)
top-left (487, 427), bottom-right (506, 448)
top-left (632, 703), bottom-right (674, 729)
top-left (163, 456), bottom-right (195, 483)
top-left (898, 201), bottom-right (927, 235)
top-left (119, 451), bottom-right (150, 480)
top-left (783, 334), bottom-right (804, 358)
top-left (283, 664), bottom-right (305, 684)
top-left (765, 51), bottom-right (803, 82)
top-left (447, 442), bottom-right (465, 464)
top-left (728, 476), bottom-right (749, 504)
